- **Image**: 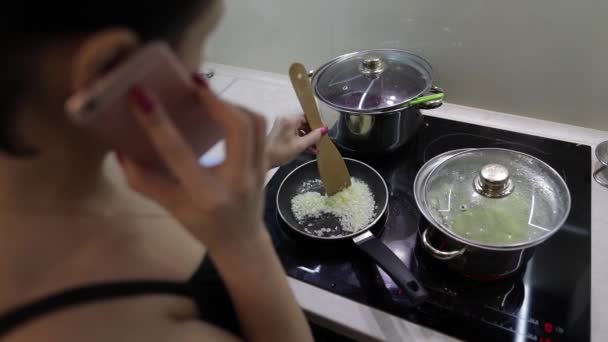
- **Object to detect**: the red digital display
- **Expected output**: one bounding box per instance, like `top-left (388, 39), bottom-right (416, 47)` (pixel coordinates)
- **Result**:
top-left (544, 322), bottom-right (553, 334)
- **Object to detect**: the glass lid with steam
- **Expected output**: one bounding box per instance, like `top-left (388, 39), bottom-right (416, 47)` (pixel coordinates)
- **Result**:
top-left (423, 148), bottom-right (571, 248)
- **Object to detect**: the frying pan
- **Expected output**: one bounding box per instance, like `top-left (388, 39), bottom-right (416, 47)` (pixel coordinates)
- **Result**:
top-left (276, 158), bottom-right (428, 305)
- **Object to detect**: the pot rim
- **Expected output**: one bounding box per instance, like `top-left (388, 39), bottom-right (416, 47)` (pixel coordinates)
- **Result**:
top-left (317, 100), bottom-right (423, 115)
top-left (311, 49), bottom-right (436, 114)
top-left (414, 148), bottom-right (572, 252)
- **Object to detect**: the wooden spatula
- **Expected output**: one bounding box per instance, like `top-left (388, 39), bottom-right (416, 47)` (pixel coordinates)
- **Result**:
top-left (289, 63), bottom-right (351, 195)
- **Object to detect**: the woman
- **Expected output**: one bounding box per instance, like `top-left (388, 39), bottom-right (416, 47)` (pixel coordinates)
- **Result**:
top-left (0, 1), bottom-right (325, 341)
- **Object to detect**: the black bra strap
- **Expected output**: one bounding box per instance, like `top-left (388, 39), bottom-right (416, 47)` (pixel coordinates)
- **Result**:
top-left (0, 281), bottom-right (191, 337)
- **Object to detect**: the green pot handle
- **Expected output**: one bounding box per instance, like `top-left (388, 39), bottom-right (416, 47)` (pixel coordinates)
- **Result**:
top-left (405, 92), bottom-right (445, 107)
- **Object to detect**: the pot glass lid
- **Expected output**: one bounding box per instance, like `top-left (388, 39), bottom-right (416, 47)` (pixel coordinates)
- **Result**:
top-left (313, 49), bottom-right (433, 112)
top-left (423, 148), bottom-right (571, 248)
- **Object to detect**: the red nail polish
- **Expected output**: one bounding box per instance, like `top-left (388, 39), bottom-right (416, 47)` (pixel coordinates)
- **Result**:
top-left (320, 127), bottom-right (329, 136)
top-left (129, 85), bottom-right (154, 114)
top-left (192, 73), bottom-right (209, 89)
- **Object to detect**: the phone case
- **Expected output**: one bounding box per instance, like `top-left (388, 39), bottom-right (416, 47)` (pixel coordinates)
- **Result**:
top-left (65, 42), bottom-right (222, 170)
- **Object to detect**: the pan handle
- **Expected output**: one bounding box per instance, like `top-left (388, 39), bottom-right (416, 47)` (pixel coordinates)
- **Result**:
top-left (353, 231), bottom-right (428, 305)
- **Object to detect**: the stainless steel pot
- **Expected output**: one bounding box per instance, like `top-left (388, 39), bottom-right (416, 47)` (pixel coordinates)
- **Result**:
top-left (413, 148), bottom-right (571, 280)
top-left (419, 223), bottom-right (538, 280)
top-left (310, 50), bottom-right (445, 154)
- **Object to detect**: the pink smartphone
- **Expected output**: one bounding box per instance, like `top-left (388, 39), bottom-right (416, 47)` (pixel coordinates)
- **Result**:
top-left (65, 41), bottom-right (222, 171)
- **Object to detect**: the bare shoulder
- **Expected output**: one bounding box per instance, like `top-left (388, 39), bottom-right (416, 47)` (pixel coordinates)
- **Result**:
top-left (3, 294), bottom-right (239, 342)
top-left (168, 320), bottom-right (242, 342)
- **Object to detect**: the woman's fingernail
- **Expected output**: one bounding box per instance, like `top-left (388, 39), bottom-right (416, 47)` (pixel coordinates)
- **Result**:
top-left (320, 127), bottom-right (329, 136)
top-left (192, 73), bottom-right (209, 89)
top-left (129, 85), bottom-right (154, 114)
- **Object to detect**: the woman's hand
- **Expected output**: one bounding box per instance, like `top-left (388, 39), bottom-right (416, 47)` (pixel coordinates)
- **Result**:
top-left (119, 80), bottom-right (313, 342)
top-left (265, 115), bottom-right (327, 168)
top-left (118, 84), bottom-right (268, 254)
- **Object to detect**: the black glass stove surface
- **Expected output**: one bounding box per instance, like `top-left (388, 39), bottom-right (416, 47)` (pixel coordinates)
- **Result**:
top-left (264, 116), bottom-right (591, 342)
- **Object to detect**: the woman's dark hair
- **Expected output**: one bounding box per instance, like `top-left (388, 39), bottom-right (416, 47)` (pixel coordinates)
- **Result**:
top-left (1, 1), bottom-right (208, 156)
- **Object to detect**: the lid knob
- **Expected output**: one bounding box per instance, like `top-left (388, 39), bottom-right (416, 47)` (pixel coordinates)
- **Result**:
top-left (474, 164), bottom-right (514, 198)
top-left (360, 55), bottom-right (385, 74)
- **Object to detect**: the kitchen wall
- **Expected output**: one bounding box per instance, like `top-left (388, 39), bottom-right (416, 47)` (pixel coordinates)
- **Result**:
top-left (206, 0), bottom-right (607, 130)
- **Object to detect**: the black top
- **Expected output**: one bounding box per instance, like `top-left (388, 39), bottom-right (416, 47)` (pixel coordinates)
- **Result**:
top-left (0, 257), bottom-right (241, 338)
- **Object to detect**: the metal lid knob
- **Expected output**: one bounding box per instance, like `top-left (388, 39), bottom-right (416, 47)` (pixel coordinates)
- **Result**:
top-left (360, 55), bottom-right (384, 74)
top-left (474, 164), bottom-right (514, 198)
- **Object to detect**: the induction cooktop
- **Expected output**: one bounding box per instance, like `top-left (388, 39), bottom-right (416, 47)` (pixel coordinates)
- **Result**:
top-left (264, 116), bottom-right (591, 342)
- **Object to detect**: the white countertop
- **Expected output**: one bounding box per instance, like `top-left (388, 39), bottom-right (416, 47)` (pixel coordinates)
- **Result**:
top-left (202, 63), bottom-right (608, 342)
